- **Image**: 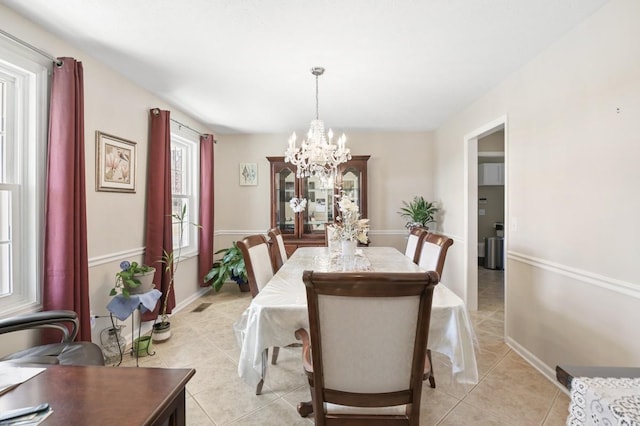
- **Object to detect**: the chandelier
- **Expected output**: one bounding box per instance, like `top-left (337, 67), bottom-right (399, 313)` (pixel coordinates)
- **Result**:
top-left (284, 67), bottom-right (351, 180)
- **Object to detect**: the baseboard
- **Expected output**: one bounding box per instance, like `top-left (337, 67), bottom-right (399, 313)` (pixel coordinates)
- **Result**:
top-left (505, 335), bottom-right (569, 395)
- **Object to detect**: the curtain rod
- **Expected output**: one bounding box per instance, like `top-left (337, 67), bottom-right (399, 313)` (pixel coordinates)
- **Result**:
top-left (170, 118), bottom-right (217, 143)
top-left (0, 28), bottom-right (63, 66)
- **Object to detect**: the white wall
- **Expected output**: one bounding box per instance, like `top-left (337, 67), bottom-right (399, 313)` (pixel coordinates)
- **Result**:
top-left (0, 4), bottom-right (213, 351)
top-left (434, 0), bottom-right (640, 382)
top-left (213, 131), bottom-right (436, 253)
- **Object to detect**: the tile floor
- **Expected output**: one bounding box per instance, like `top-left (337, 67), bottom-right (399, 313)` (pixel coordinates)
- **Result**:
top-left (116, 267), bottom-right (571, 425)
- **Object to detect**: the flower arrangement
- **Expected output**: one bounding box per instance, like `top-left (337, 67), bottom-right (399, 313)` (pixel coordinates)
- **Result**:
top-left (328, 192), bottom-right (369, 244)
top-left (290, 197), bottom-right (307, 213)
top-left (110, 260), bottom-right (155, 298)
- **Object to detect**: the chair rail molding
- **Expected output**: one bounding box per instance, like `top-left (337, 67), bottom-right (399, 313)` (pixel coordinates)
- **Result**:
top-left (508, 251), bottom-right (640, 299)
top-left (88, 247), bottom-right (145, 268)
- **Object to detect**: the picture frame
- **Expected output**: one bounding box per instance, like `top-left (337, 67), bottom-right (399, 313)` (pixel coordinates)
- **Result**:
top-left (95, 131), bottom-right (136, 193)
top-left (239, 163), bottom-right (258, 186)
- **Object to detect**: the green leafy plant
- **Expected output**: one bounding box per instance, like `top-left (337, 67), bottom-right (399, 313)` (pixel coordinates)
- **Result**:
top-left (158, 204), bottom-right (200, 325)
top-left (204, 242), bottom-right (248, 292)
top-left (398, 196), bottom-right (439, 229)
top-left (110, 261), bottom-right (155, 298)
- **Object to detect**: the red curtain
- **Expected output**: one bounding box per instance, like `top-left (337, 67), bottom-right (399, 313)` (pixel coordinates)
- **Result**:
top-left (43, 57), bottom-right (91, 342)
top-left (142, 108), bottom-right (174, 321)
top-left (199, 134), bottom-right (215, 286)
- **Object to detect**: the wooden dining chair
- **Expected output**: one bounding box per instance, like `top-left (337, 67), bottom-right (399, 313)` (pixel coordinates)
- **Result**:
top-left (416, 231), bottom-right (454, 388)
top-left (237, 234), bottom-right (274, 298)
top-left (267, 227), bottom-right (287, 272)
top-left (237, 234), bottom-right (278, 394)
top-left (417, 232), bottom-right (454, 278)
top-left (295, 270), bottom-right (440, 425)
top-left (404, 227), bottom-right (428, 264)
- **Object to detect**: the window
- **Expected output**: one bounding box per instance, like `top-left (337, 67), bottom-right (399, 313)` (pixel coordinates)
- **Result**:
top-left (0, 40), bottom-right (49, 316)
top-left (170, 123), bottom-right (199, 259)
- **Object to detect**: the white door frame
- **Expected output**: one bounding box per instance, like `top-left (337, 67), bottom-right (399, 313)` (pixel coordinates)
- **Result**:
top-left (463, 115), bottom-right (507, 311)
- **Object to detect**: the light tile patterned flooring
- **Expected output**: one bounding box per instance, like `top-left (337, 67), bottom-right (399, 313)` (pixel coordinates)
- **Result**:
top-left (116, 268), bottom-right (571, 425)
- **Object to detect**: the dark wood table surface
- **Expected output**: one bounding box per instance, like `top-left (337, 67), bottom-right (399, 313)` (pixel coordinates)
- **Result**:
top-left (556, 365), bottom-right (640, 390)
top-left (0, 365), bottom-right (195, 425)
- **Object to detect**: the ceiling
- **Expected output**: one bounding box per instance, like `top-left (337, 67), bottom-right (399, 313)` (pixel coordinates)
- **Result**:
top-left (2, 0), bottom-right (608, 134)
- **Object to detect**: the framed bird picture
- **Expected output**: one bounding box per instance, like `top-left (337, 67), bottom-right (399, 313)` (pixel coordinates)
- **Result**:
top-left (96, 131), bottom-right (137, 193)
top-left (239, 163), bottom-right (258, 186)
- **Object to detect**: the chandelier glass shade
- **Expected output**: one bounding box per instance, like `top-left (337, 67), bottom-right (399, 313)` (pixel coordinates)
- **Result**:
top-left (285, 67), bottom-right (351, 180)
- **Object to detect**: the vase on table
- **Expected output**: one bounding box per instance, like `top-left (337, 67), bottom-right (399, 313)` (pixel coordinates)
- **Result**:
top-left (341, 240), bottom-right (357, 257)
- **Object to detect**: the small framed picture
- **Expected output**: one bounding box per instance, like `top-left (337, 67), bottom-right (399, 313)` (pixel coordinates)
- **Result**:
top-left (96, 131), bottom-right (136, 193)
top-left (239, 163), bottom-right (258, 186)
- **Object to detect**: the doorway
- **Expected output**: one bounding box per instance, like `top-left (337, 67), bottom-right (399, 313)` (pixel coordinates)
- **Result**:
top-left (463, 116), bottom-right (507, 312)
top-left (477, 131), bottom-right (505, 312)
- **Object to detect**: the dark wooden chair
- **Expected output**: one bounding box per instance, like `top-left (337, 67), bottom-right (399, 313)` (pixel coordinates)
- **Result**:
top-left (237, 234), bottom-right (277, 394)
top-left (237, 234), bottom-right (274, 298)
top-left (0, 310), bottom-right (105, 366)
top-left (295, 270), bottom-right (440, 425)
top-left (416, 232), bottom-right (454, 388)
top-left (267, 227), bottom-right (287, 273)
top-left (404, 227), bottom-right (428, 264)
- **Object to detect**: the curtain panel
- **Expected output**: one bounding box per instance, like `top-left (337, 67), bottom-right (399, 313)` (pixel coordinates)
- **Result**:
top-left (43, 57), bottom-right (91, 342)
top-left (199, 134), bottom-right (215, 286)
top-left (143, 108), bottom-right (174, 321)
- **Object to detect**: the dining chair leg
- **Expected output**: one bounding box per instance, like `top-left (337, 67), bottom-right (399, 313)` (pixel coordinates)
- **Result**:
top-left (423, 349), bottom-right (436, 388)
top-left (298, 375), bottom-right (315, 417)
top-left (271, 346), bottom-right (280, 365)
top-left (256, 348), bottom-right (268, 395)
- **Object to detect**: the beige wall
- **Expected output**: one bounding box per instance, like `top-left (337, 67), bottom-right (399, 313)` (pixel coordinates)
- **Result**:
top-left (0, 4), bottom-right (213, 350)
top-left (213, 131), bottom-right (435, 253)
top-left (434, 0), bottom-right (640, 382)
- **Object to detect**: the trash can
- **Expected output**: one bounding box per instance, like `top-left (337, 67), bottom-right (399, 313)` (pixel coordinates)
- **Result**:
top-left (484, 237), bottom-right (504, 270)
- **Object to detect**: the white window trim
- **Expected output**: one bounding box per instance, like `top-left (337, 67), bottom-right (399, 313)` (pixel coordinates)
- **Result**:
top-left (0, 39), bottom-right (49, 317)
top-left (170, 123), bottom-right (200, 261)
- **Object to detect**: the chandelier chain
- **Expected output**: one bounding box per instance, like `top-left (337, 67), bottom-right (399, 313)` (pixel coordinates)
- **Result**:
top-left (315, 73), bottom-right (319, 120)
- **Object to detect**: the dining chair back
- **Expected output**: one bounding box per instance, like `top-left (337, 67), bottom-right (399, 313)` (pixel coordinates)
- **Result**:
top-left (417, 232), bottom-right (454, 278)
top-left (296, 270), bottom-right (440, 425)
top-left (237, 234), bottom-right (274, 298)
top-left (267, 227), bottom-right (287, 272)
top-left (404, 227), bottom-right (427, 264)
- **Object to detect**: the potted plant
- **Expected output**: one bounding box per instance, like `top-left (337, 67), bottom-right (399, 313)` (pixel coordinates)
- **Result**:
top-left (133, 335), bottom-right (153, 357)
top-left (153, 204), bottom-right (199, 342)
top-left (398, 196), bottom-right (439, 229)
top-left (204, 242), bottom-right (249, 292)
top-left (110, 261), bottom-right (156, 298)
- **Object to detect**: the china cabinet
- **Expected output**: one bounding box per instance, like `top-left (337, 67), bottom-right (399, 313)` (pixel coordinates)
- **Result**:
top-left (267, 155), bottom-right (369, 255)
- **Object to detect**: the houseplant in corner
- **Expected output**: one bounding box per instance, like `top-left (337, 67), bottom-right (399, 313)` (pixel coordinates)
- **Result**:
top-left (203, 242), bottom-right (249, 292)
top-left (398, 195), bottom-right (438, 230)
top-left (152, 204), bottom-right (199, 342)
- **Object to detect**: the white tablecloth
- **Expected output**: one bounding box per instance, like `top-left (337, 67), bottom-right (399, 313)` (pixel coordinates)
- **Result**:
top-left (568, 377), bottom-right (640, 425)
top-left (234, 246), bottom-right (479, 388)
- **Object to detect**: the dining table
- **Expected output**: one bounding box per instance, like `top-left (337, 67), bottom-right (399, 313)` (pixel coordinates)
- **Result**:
top-left (234, 246), bottom-right (479, 390)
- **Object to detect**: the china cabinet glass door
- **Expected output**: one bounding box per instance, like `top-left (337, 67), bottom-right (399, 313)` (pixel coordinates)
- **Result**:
top-left (301, 175), bottom-right (335, 237)
top-left (337, 156), bottom-right (368, 218)
top-left (274, 164), bottom-right (297, 235)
